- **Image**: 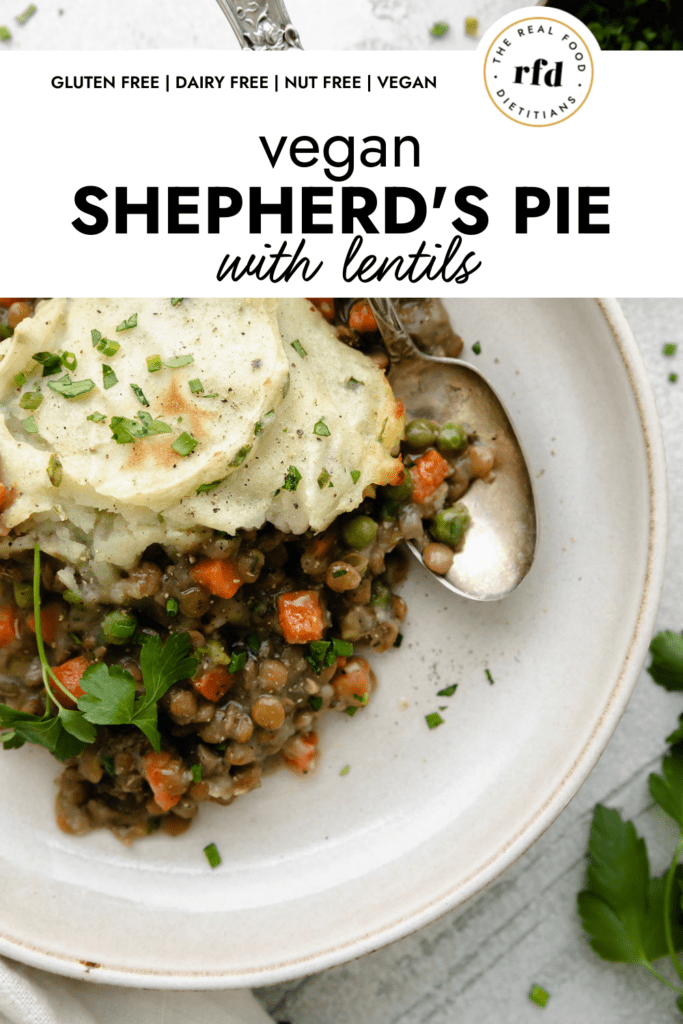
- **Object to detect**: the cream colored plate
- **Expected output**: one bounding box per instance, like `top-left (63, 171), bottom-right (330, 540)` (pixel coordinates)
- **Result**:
top-left (0, 299), bottom-right (666, 988)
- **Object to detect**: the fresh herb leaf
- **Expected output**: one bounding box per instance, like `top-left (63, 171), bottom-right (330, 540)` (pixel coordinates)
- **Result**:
top-left (136, 411), bottom-right (172, 435)
top-left (228, 651), bottom-right (247, 674)
top-left (309, 696), bottom-right (323, 712)
top-left (291, 340), bottom-right (307, 358)
top-left (19, 392), bottom-right (43, 410)
top-left (13, 373), bottom-right (26, 388)
top-left (22, 415), bottom-right (38, 433)
top-left (317, 469), bottom-right (330, 489)
top-left (196, 478), bottom-right (224, 494)
top-left (163, 355), bottom-right (194, 369)
top-left (649, 632), bottom-right (683, 691)
top-left (188, 378), bottom-right (204, 394)
top-left (485, 668), bottom-right (495, 685)
top-left (340, 765), bottom-right (350, 777)
top-left (437, 684), bottom-right (457, 697)
top-left (350, 470), bottom-right (361, 484)
top-left (346, 377), bottom-right (363, 390)
top-left (171, 298), bottom-right (184, 307)
top-left (116, 313), bottom-right (138, 332)
top-left (344, 706), bottom-right (358, 716)
top-left (91, 329), bottom-right (102, 347)
top-left (246, 634), bottom-right (260, 655)
top-left (102, 365), bottom-right (118, 390)
top-left (313, 418), bottom-right (330, 437)
top-left (171, 432), bottom-right (198, 457)
top-left (472, 342), bottom-right (482, 355)
top-left (96, 337), bottom-right (120, 357)
top-left (283, 465), bottom-right (301, 491)
top-left (87, 411), bottom-right (106, 423)
top-left (47, 454), bottom-right (62, 487)
top-left (32, 352), bottom-right (63, 377)
top-left (529, 986), bottom-right (549, 1008)
top-left (431, 21), bottom-right (448, 36)
top-left (229, 445), bottom-right (251, 467)
top-left (204, 842), bottom-right (221, 868)
top-left (664, 343), bottom-right (677, 356)
top-left (425, 712), bottom-right (444, 729)
top-left (147, 355), bottom-right (162, 373)
top-left (190, 763), bottom-right (202, 782)
top-left (61, 351), bottom-right (77, 372)
top-left (650, 749), bottom-right (683, 829)
top-left (130, 383), bottom-right (149, 407)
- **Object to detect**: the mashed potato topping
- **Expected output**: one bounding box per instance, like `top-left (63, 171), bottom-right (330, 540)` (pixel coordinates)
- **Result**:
top-left (0, 298), bottom-right (403, 570)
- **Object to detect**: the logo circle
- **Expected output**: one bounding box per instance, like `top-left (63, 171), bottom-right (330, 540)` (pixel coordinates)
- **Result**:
top-left (484, 16), bottom-right (594, 126)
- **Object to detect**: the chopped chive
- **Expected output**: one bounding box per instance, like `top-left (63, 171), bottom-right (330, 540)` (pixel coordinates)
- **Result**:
top-left (170, 298), bottom-right (184, 307)
top-left (283, 465), bottom-right (302, 491)
top-left (670, 373), bottom-right (679, 383)
top-left (229, 444), bottom-right (251, 467)
top-left (171, 432), bottom-right (198, 457)
top-left (350, 470), bottom-right (361, 484)
top-left (166, 598), bottom-right (178, 617)
top-left (317, 468), bottom-right (330, 489)
top-left (146, 354), bottom-right (162, 372)
top-left (87, 411), bottom-right (106, 423)
top-left (116, 313), bottom-right (137, 332)
top-left (48, 374), bottom-right (96, 399)
top-left (332, 639), bottom-right (353, 657)
top-left (47, 454), bottom-right (62, 487)
top-left (96, 337), bottom-right (120, 357)
top-left (663, 343), bottom-right (677, 356)
top-left (282, 375), bottom-right (290, 398)
top-left (485, 669), bottom-right (494, 685)
top-left (229, 651), bottom-right (247, 673)
top-left (102, 365), bottom-right (118, 390)
top-left (332, 569), bottom-right (347, 578)
top-left (246, 633), bottom-right (260, 655)
top-left (203, 843), bottom-right (221, 869)
top-left (344, 706), bottom-right (358, 716)
top-left (61, 351), bottom-right (77, 371)
top-left (32, 351), bottom-right (63, 377)
top-left (0, 26), bottom-right (11, 40)
top-left (63, 589), bottom-right (83, 605)
top-left (291, 339), bottom-right (307, 358)
top-left (309, 696), bottom-right (323, 711)
top-left (353, 692), bottom-right (368, 705)
top-left (346, 377), bottom-right (363, 390)
top-left (313, 418), bottom-right (330, 437)
top-left (196, 478), bottom-right (224, 494)
top-left (22, 415), bottom-right (38, 433)
top-left (529, 985), bottom-right (549, 1008)
top-left (13, 373), bottom-right (26, 388)
top-left (19, 392), bottom-right (43, 410)
top-left (472, 341), bottom-right (482, 355)
top-left (340, 765), bottom-right (350, 776)
top-left (163, 355), bottom-right (194, 369)
top-left (393, 633), bottom-right (403, 648)
top-left (16, 4), bottom-right (36, 24)
top-left (190, 763), bottom-right (202, 782)
top-left (91, 329), bottom-right (102, 347)
top-left (425, 712), bottom-right (445, 729)
top-left (437, 684), bottom-right (457, 697)
top-left (431, 20), bottom-right (448, 36)
top-left (188, 378), bottom-right (204, 394)
top-left (130, 383), bottom-right (149, 407)
top-left (465, 16), bottom-right (478, 36)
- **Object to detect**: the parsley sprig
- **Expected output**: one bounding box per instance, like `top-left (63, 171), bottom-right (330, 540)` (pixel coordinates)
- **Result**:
top-left (0, 545), bottom-right (198, 760)
top-left (578, 630), bottom-right (683, 1012)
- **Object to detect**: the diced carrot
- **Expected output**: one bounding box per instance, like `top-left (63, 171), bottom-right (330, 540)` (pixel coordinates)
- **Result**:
top-left (307, 298), bottom-right (335, 322)
top-left (395, 399), bottom-right (405, 419)
top-left (142, 751), bottom-right (184, 812)
top-left (28, 602), bottom-right (61, 647)
top-left (348, 301), bottom-right (378, 333)
top-left (282, 731), bottom-right (318, 774)
top-left (0, 484), bottom-right (6, 512)
top-left (278, 590), bottom-right (324, 644)
top-left (333, 657), bottom-right (372, 704)
top-left (190, 558), bottom-right (243, 600)
top-left (0, 298), bottom-right (27, 308)
top-left (0, 605), bottom-right (19, 648)
top-left (193, 666), bottom-right (234, 703)
top-left (410, 449), bottom-right (450, 505)
top-left (52, 655), bottom-right (89, 709)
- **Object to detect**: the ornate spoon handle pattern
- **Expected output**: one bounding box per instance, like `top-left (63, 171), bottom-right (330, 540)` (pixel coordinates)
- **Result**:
top-left (215, 0), bottom-right (303, 50)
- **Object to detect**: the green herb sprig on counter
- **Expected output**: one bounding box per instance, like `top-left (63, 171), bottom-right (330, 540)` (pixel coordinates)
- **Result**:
top-left (0, 545), bottom-right (198, 760)
top-left (578, 630), bottom-right (683, 1013)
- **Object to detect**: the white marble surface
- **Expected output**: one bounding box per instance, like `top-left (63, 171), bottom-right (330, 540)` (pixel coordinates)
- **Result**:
top-left (0, 0), bottom-right (520, 50)
top-left (254, 298), bottom-right (683, 1024)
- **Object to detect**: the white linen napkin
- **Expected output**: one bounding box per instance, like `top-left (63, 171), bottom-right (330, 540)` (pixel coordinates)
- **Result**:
top-left (0, 957), bottom-right (274, 1024)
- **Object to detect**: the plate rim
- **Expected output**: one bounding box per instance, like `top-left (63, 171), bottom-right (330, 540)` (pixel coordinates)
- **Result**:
top-left (0, 297), bottom-right (668, 988)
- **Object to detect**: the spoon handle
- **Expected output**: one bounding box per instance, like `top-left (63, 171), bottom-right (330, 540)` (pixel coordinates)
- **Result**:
top-left (215, 0), bottom-right (303, 50)
top-left (367, 298), bottom-right (421, 364)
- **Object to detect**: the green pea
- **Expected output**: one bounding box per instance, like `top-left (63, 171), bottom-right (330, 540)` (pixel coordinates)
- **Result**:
top-left (342, 515), bottom-right (378, 550)
top-left (429, 504), bottom-right (471, 548)
top-left (437, 422), bottom-right (468, 453)
top-left (383, 476), bottom-right (413, 504)
top-left (371, 580), bottom-right (392, 608)
top-left (101, 609), bottom-right (138, 645)
top-left (404, 418), bottom-right (438, 450)
top-left (13, 580), bottom-right (33, 609)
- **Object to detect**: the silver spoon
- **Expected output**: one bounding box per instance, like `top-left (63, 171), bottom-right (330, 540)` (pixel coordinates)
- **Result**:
top-left (215, 0), bottom-right (303, 49)
top-left (368, 298), bottom-right (538, 602)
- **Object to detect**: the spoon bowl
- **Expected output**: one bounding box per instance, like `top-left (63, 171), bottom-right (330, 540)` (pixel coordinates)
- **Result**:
top-left (369, 298), bottom-right (538, 601)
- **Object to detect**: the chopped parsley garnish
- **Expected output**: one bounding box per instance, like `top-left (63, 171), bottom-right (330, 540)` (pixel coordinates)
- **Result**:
top-left (306, 638), bottom-right (352, 674)
top-left (425, 712), bottom-right (445, 729)
top-left (529, 986), bottom-right (549, 1008)
top-left (13, 373), bottom-right (26, 388)
top-left (165, 598), bottom-right (178, 616)
top-left (16, 5), bottom-right (36, 24)
top-left (0, 26), bottom-right (11, 40)
top-left (163, 355), bottom-right (194, 369)
top-left (283, 465), bottom-right (302, 491)
top-left (47, 374), bottom-right (96, 400)
top-left (91, 329), bottom-right (102, 347)
top-left (350, 470), bottom-right (361, 484)
top-left (47, 454), bottom-right (62, 487)
top-left (291, 340), bottom-right (307, 358)
top-left (19, 392), bottom-right (43, 410)
top-left (96, 337), bottom-right (120, 357)
top-left (22, 415), bottom-right (38, 433)
top-left (353, 692), bottom-right (368, 705)
top-left (146, 355), bottom-right (162, 372)
top-left (346, 377), bottom-right (363, 390)
top-left (171, 432), bottom-right (198, 457)
top-left (190, 763), bottom-right (202, 782)
top-left (229, 445), bottom-right (251, 467)
top-left (313, 418), bottom-right (330, 437)
top-left (332, 569), bottom-right (347, 579)
top-left (228, 651), bottom-right (247, 674)
top-left (485, 669), bottom-right (494, 685)
top-left (170, 298), bottom-right (184, 307)
top-left (472, 341), bottom-right (482, 355)
top-left (102, 365), bottom-right (118, 390)
top-left (188, 378), bottom-right (204, 394)
top-left (317, 469), bottom-right (330, 489)
top-left (196, 478), bottom-right (224, 494)
top-left (109, 414), bottom-right (171, 444)
top-left (87, 412), bottom-right (106, 422)
top-left (61, 351), bottom-right (77, 372)
top-left (431, 20), bottom-right (448, 36)
top-left (664, 343), bottom-right (678, 356)
top-left (130, 383), bottom-right (149, 407)
top-left (246, 634), bottom-right (260, 654)
top-left (344, 706), bottom-right (358, 716)
top-left (670, 373), bottom-right (679, 384)
top-left (254, 411), bottom-right (276, 435)
top-left (308, 696), bottom-right (323, 712)
top-left (203, 843), bottom-right (221, 869)
top-left (340, 765), bottom-right (350, 776)
top-left (116, 313), bottom-right (137, 332)
top-left (437, 684), bottom-right (457, 697)
top-left (32, 352), bottom-right (63, 377)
